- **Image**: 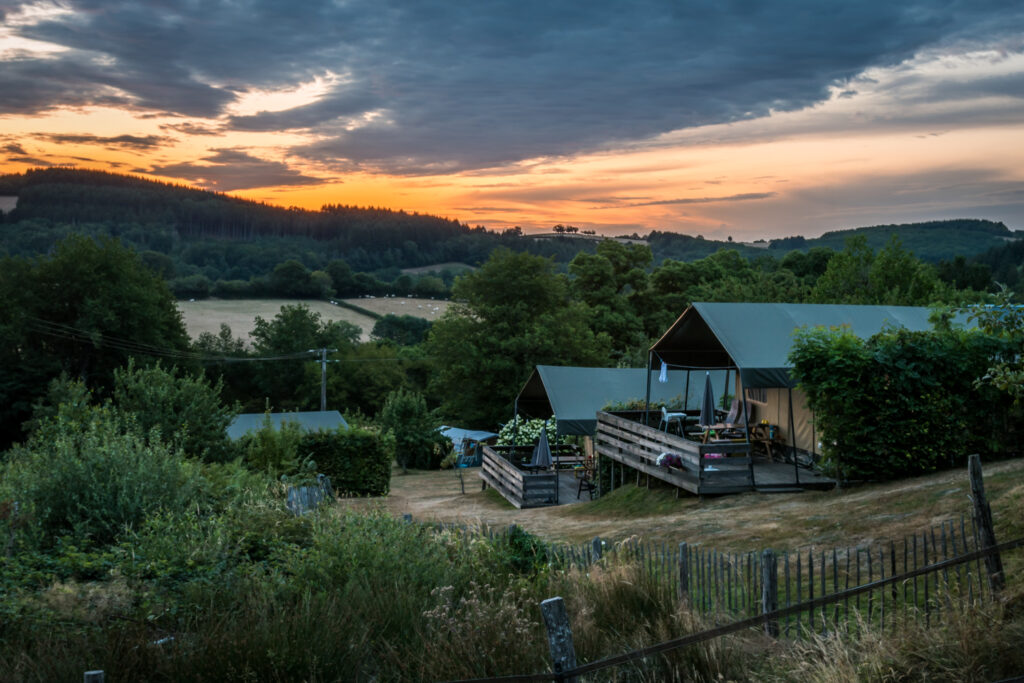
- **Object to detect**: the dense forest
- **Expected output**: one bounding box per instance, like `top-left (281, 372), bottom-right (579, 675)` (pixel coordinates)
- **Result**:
top-left (1, 168), bottom-right (1021, 301)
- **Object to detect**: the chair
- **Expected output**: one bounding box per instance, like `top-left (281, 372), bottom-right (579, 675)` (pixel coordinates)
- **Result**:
top-left (658, 406), bottom-right (686, 434)
top-left (577, 460), bottom-right (597, 500)
top-left (701, 399), bottom-right (753, 441)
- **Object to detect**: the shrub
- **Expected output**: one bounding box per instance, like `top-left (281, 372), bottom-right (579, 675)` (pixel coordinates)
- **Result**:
top-left (790, 324), bottom-right (1010, 481)
top-left (496, 415), bottom-right (564, 446)
top-left (378, 388), bottom-right (445, 471)
top-left (0, 405), bottom-right (201, 548)
top-left (113, 360), bottom-right (238, 463)
top-left (300, 427), bottom-right (392, 496)
top-left (236, 411), bottom-right (305, 478)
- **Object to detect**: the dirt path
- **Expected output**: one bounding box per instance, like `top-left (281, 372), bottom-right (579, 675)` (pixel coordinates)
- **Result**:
top-left (340, 459), bottom-right (1024, 551)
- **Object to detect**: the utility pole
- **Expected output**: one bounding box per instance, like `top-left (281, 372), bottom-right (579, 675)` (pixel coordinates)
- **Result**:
top-left (310, 348), bottom-right (338, 411)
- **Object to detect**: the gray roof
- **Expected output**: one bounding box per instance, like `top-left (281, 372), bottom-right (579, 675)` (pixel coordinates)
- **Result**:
top-left (227, 410), bottom-right (349, 440)
top-left (651, 302), bottom-right (967, 387)
top-left (516, 365), bottom-right (725, 435)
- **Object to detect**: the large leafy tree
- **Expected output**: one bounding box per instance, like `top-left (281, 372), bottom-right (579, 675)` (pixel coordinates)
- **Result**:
top-left (250, 303), bottom-right (361, 411)
top-left (426, 249), bottom-right (611, 428)
top-left (0, 235), bottom-right (190, 447)
top-left (810, 235), bottom-right (946, 305)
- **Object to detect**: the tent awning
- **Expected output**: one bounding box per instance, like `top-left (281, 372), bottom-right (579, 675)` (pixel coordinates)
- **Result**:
top-left (516, 365), bottom-right (725, 435)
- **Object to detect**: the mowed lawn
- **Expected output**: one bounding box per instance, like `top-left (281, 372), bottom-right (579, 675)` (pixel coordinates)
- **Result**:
top-left (177, 297), bottom-right (450, 344)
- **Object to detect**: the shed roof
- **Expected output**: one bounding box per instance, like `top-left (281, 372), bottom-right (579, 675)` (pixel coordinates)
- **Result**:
top-left (227, 410), bottom-right (349, 440)
top-left (516, 365), bottom-right (725, 435)
top-left (651, 302), bottom-right (960, 387)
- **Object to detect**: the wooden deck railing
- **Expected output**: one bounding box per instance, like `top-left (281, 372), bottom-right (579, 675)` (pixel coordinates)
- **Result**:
top-left (480, 445), bottom-right (560, 509)
top-left (595, 411), bottom-right (754, 495)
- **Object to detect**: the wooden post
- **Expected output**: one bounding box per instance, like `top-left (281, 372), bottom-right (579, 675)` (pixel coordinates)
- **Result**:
top-left (968, 454), bottom-right (1005, 592)
top-left (592, 537), bottom-right (602, 561)
top-left (762, 549), bottom-right (779, 637)
top-left (678, 542), bottom-right (689, 605)
top-left (84, 672), bottom-right (105, 683)
top-left (540, 597), bottom-right (577, 683)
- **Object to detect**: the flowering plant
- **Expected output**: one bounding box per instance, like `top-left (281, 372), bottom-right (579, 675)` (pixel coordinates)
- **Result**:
top-left (496, 415), bottom-right (565, 446)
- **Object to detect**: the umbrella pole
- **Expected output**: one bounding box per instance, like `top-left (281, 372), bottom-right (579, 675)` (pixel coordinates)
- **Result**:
top-left (684, 370), bottom-right (690, 413)
top-left (513, 398), bottom-right (520, 449)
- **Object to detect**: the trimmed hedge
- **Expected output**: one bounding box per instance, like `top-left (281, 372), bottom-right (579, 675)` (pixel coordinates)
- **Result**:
top-left (790, 325), bottom-right (1015, 482)
top-left (300, 427), bottom-right (393, 496)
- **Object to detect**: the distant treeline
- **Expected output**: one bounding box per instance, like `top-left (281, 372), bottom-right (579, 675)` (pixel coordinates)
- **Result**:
top-left (1, 167), bottom-right (1021, 300)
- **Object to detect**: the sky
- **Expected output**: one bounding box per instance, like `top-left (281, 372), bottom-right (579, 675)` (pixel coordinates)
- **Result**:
top-left (1, 1), bottom-right (1023, 240)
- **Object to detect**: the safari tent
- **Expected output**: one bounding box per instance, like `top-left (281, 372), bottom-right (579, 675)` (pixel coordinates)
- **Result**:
top-left (648, 302), bottom-right (952, 460)
top-left (515, 364), bottom-right (725, 436)
top-left (439, 426), bottom-right (498, 467)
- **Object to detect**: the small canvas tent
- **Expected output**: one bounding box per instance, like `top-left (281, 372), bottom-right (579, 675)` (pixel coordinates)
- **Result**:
top-left (439, 426), bottom-right (498, 467)
top-left (227, 410), bottom-right (349, 440)
top-left (515, 365), bottom-right (725, 436)
top-left (648, 302), bottom-right (961, 458)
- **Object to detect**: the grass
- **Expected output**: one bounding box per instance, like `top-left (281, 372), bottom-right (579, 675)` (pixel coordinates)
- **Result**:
top-left (177, 297), bottom-right (450, 344)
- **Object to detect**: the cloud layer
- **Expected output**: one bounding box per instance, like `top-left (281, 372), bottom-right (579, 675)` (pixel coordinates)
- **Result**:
top-left (5, 0), bottom-right (1023, 175)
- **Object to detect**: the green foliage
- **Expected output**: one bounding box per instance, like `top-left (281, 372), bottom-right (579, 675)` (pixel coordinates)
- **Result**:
top-left (496, 415), bottom-right (564, 446)
top-left (1, 405), bottom-right (201, 548)
top-left (379, 388), bottom-right (444, 471)
top-left (427, 248), bottom-right (612, 428)
top-left (371, 313), bottom-right (433, 345)
top-left (299, 428), bottom-right (393, 496)
top-left (112, 360), bottom-right (238, 463)
top-left (236, 411), bottom-right (305, 479)
top-left (962, 291), bottom-right (1024, 405)
top-left (811, 235), bottom-right (947, 305)
top-left (0, 234), bottom-right (190, 447)
top-left (790, 324), bottom-right (1009, 481)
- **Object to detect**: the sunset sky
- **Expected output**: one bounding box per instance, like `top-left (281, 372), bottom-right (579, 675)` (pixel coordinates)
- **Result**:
top-left (2, 1), bottom-right (1023, 240)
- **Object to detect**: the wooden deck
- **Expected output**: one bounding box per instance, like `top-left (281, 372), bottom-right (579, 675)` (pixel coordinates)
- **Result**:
top-left (595, 411), bottom-right (834, 496)
top-left (479, 444), bottom-right (586, 508)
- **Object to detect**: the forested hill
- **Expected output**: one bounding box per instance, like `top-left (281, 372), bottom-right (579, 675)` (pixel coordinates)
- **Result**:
top-left (768, 219), bottom-right (1019, 263)
top-left (1, 168), bottom-right (1019, 283)
top-left (0, 167), bottom-right (468, 243)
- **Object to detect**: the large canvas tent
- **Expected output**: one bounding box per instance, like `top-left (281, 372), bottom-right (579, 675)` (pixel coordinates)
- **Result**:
top-left (648, 302), bottom-right (961, 457)
top-left (516, 365), bottom-right (725, 436)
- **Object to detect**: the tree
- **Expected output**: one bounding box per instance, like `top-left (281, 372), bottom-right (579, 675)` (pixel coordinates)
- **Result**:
top-left (250, 304), bottom-right (360, 410)
top-left (810, 235), bottom-right (944, 305)
top-left (426, 249), bottom-right (611, 428)
top-left (112, 360), bottom-right (238, 463)
top-left (0, 235), bottom-right (190, 447)
top-left (378, 388), bottom-right (444, 472)
top-left (372, 314), bottom-right (433, 345)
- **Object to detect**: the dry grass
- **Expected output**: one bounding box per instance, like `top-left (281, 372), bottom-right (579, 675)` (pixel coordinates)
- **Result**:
top-left (176, 297), bottom-right (450, 344)
top-left (346, 458), bottom-right (1024, 551)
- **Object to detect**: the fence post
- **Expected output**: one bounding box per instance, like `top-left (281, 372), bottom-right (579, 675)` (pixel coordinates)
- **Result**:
top-left (84, 672), bottom-right (105, 683)
top-left (761, 549), bottom-right (779, 637)
top-left (540, 597), bottom-right (577, 683)
top-left (968, 454), bottom-right (1004, 592)
top-left (678, 542), bottom-right (689, 605)
top-left (592, 537), bottom-right (603, 561)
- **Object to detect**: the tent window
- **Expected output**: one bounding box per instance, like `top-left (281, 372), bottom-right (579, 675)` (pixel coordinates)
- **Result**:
top-left (745, 388), bottom-right (767, 405)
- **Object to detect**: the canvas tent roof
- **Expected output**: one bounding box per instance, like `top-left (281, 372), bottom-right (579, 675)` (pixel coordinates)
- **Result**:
top-left (439, 426), bottom-right (498, 451)
top-left (227, 410), bottom-right (349, 440)
top-left (516, 365), bottom-right (724, 435)
top-left (651, 302), bottom-right (963, 388)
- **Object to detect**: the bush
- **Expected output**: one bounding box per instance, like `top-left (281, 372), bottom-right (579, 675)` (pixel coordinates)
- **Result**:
top-left (790, 324), bottom-right (1011, 481)
top-left (113, 360), bottom-right (238, 463)
top-left (496, 415), bottom-right (564, 446)
top-left (236, 412), bottom-right (305, 479)
top-left (300, 427), bottom-right (392, 496)
top-left (1, 405), bottom-right (202, 548)
top-left (379, 388), bottom-right (444, 471)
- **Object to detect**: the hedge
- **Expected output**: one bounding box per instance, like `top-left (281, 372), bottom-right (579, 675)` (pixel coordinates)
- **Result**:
top-left (300, 427), bottom-right (393, 497)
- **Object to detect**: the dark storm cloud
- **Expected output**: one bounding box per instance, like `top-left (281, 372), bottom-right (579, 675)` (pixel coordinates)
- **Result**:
top-left (2, 143), bottom-right (27, 154)
top-left (4, 0), bottom-right (1024, 171)
top-left (147, 148), bottom-right (326, 191)
top-left (40, 133), bottom-right (171, 149)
